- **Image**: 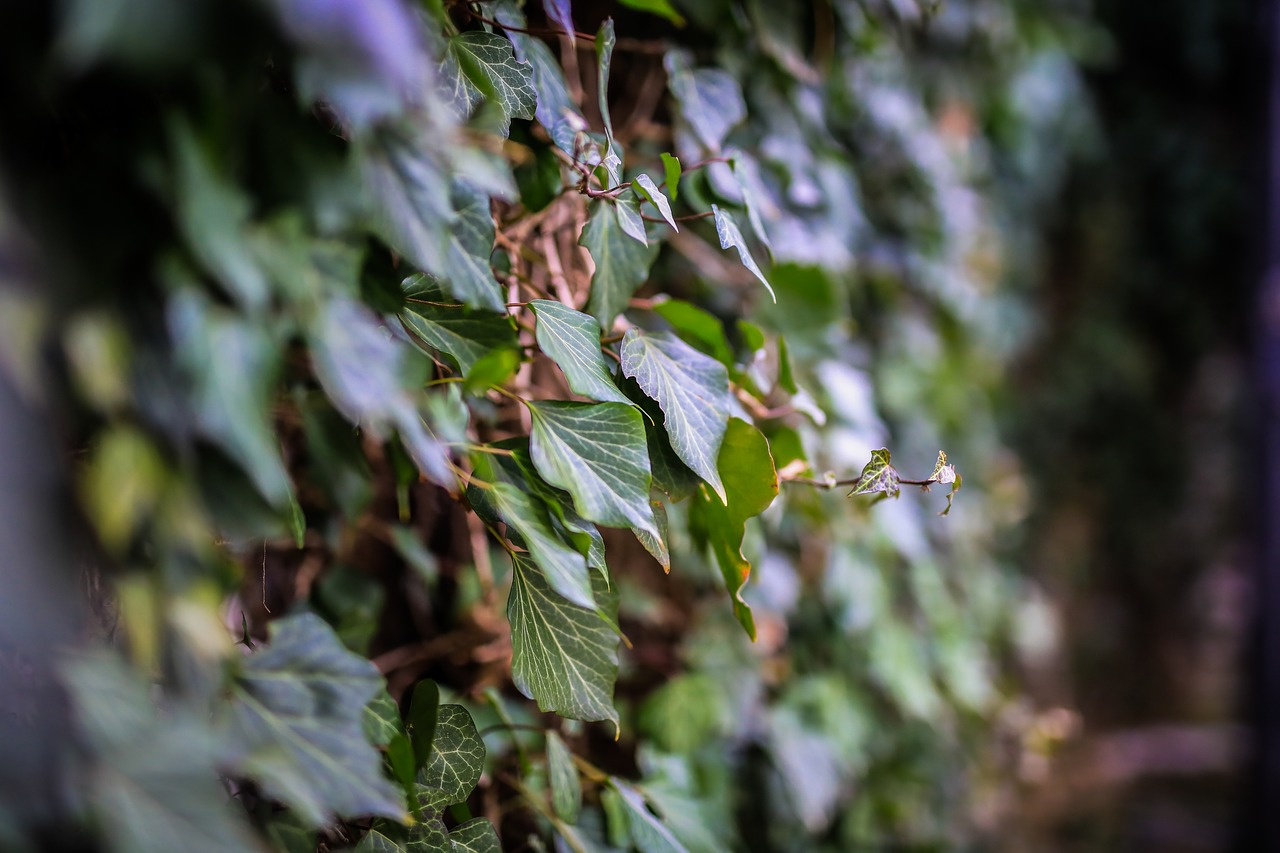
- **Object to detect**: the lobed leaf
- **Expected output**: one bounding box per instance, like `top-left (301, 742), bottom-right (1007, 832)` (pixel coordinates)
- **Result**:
top-left (441, 31), bottom-right (537, 136)
top-left (847, 448), bottom-right (900, 499)
top-left (401, 275), bottom-right (518, 376)
top-left (508, 554), bottom-right (621, 729)
top-left (621, 329), bottom-right (730, 503)
top-left (528, 401), bottom-right (660, 539)
top-left (223, 613), bottom-right (407, 827)
top-left (530, 299), bottom-right (631, 403)
top-left (689, 418), bottom-right (778, 639)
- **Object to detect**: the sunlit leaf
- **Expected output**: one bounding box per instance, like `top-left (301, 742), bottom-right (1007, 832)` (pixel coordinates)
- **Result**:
top-left (633, 174), bottom-right (678, 231)
top-left (224, 613), bottom-right (407, 827)
top-left (621, 329), bottom-right (730, 503)
top-left (508, 554), bottom-right (620, 729)
top-left (661, 153), bottom-right (681, 201)
top-left (712, 205), bottom-right (775, 301)
top-left (689, 418), bottom-right (778, 638)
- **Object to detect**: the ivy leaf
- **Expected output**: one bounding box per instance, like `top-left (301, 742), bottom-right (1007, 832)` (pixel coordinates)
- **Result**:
top-left (495, 2), bottom-right (584, 152)
top-left (62, 651), bottom-right (261, 853)
top-left (661, 153), bottom-right (681, 202)
top-left (581, 200), bottom-right (658, 331)
top-left (609, 780), bottom-right (691, 853)
top-left (665, 52), bottom-right (745, 152)
top-left (650, 298), bottom-right (733, 367)
top-left (596, 18), bottom-right (616, 147)
top-left (508, 553), bottom-right (621, 730)
top-left (527, 401), bottom-right (660, 539)
top-left (309, 298), bottom-right (452, 486)
top-left (439, 181), bottom-right (504, 311)
top-left (711, 205), bottom-right (775, 302)
top-left (930, 452), bottom-right (962, 517)
top-left (363, 687), bottom-right (401, 748)
top-left (541, 0), bottom-right (575, 42)
top-left (224, 613), bottom-right (407, 827)
top-left (616, 195), bottom-right (649, 245)
top-left (401, 275), bottom-right (518, 376)
top-left (633, 174), bottom-right (678, 232)
top-left (618, 0), bottom-right (686, 25)
top-left (449, 818), bottom-right (503, 853)
top-left (469, 454), bottom-right (594, 609)
top-left (530, 299), bottom-right (630, 403)
top-left (418, 705), bottom-right (485, 807)
top-left (167, 291), bottom-right (289, 506)
top-left (407, 679), bottom-right (441, 772)
top-left (620, 329), bottom-right (730, 503)
top-left (546, 731), bottom-right (582, 823)
top-left (847, 448), bottom-right (900, 499)
top-left (266, 0), bottom-right (428, 131)
top-left (633, 499), bottom-right (671, 571)
top-left (689, 418), bottom-right (778, 639)
top-left (441, 32), bottom-right (537, 136)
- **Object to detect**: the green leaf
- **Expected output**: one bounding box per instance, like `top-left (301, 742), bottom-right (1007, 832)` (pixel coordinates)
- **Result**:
top-left (418, 705), bottom-right (485, 807)
top-left (633, 174), bottom-right (678, 232)
top-left (661, 153), bottom-right (681, 202)
top-left (665, 52), bottom-right (744, 152)
top-left (470, 455), bottom-right (595, 609)
top-left (494, 2), bottom-right (584, 151)
top-left (528, 401), bottom-right (660, 539)
top-left (449, 818), bottom-right (502, 853)
top-left (62, 651), bottom-right (260, 853)
top-left (363, 687), bottom-right (402, 748)
top-left (776, 335), bottom-right (797, 395)
top-left (620, 329), bottom-right (730, 503)
top-left (581, 200), bottom-right (658, 330)
top-left (711, 205), bottom-right (775, 301)
top-left (224, 613), bottom-right (407, 827)
top-left (462, 346), bottom-right (520, 394)
top-left (546, 731), bottom-right (583, 823)
top-left (847, 448), bottom-right (900, 499)
top-left (441, 181), bottom-right (505, 311)
top-left (530, 299), bottom-right (631, 404)
top-left (609, 780), bottom-right (691, 853)
top-left (408, 679), bottom-right (441, 771)
top-left (167, 291), bottom-right (289, 507)
top-left (596, 19), bottom-right (616, 147)
top-left (689, 418), bottom-right (778, 639)
top-left (633, 499), bottom-right (671, 571)
top-left (508, 554), bottom-right (620, 730)
top-left (263, 811), bottom-right (316, 853)
top-left (400, 275), bottom-right (518, 376)
top-left (309, 297), bottom-right (453, 486)
top-left (442, 31), bottom-right (537, 135)
top-left (650, 298), bottom-right (733, 367)
top-left (618, 0), bottom-right (686, 26)
top-left (615, 195), bottom-right (649, 245)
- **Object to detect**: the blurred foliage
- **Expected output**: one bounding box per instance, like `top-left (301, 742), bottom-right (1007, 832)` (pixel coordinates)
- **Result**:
top-left (0, 0), bottom-right (1121, 851)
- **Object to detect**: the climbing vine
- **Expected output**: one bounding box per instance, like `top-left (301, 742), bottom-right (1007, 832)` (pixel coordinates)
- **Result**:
top-left (0, 0), bottom-right (1093, 850)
